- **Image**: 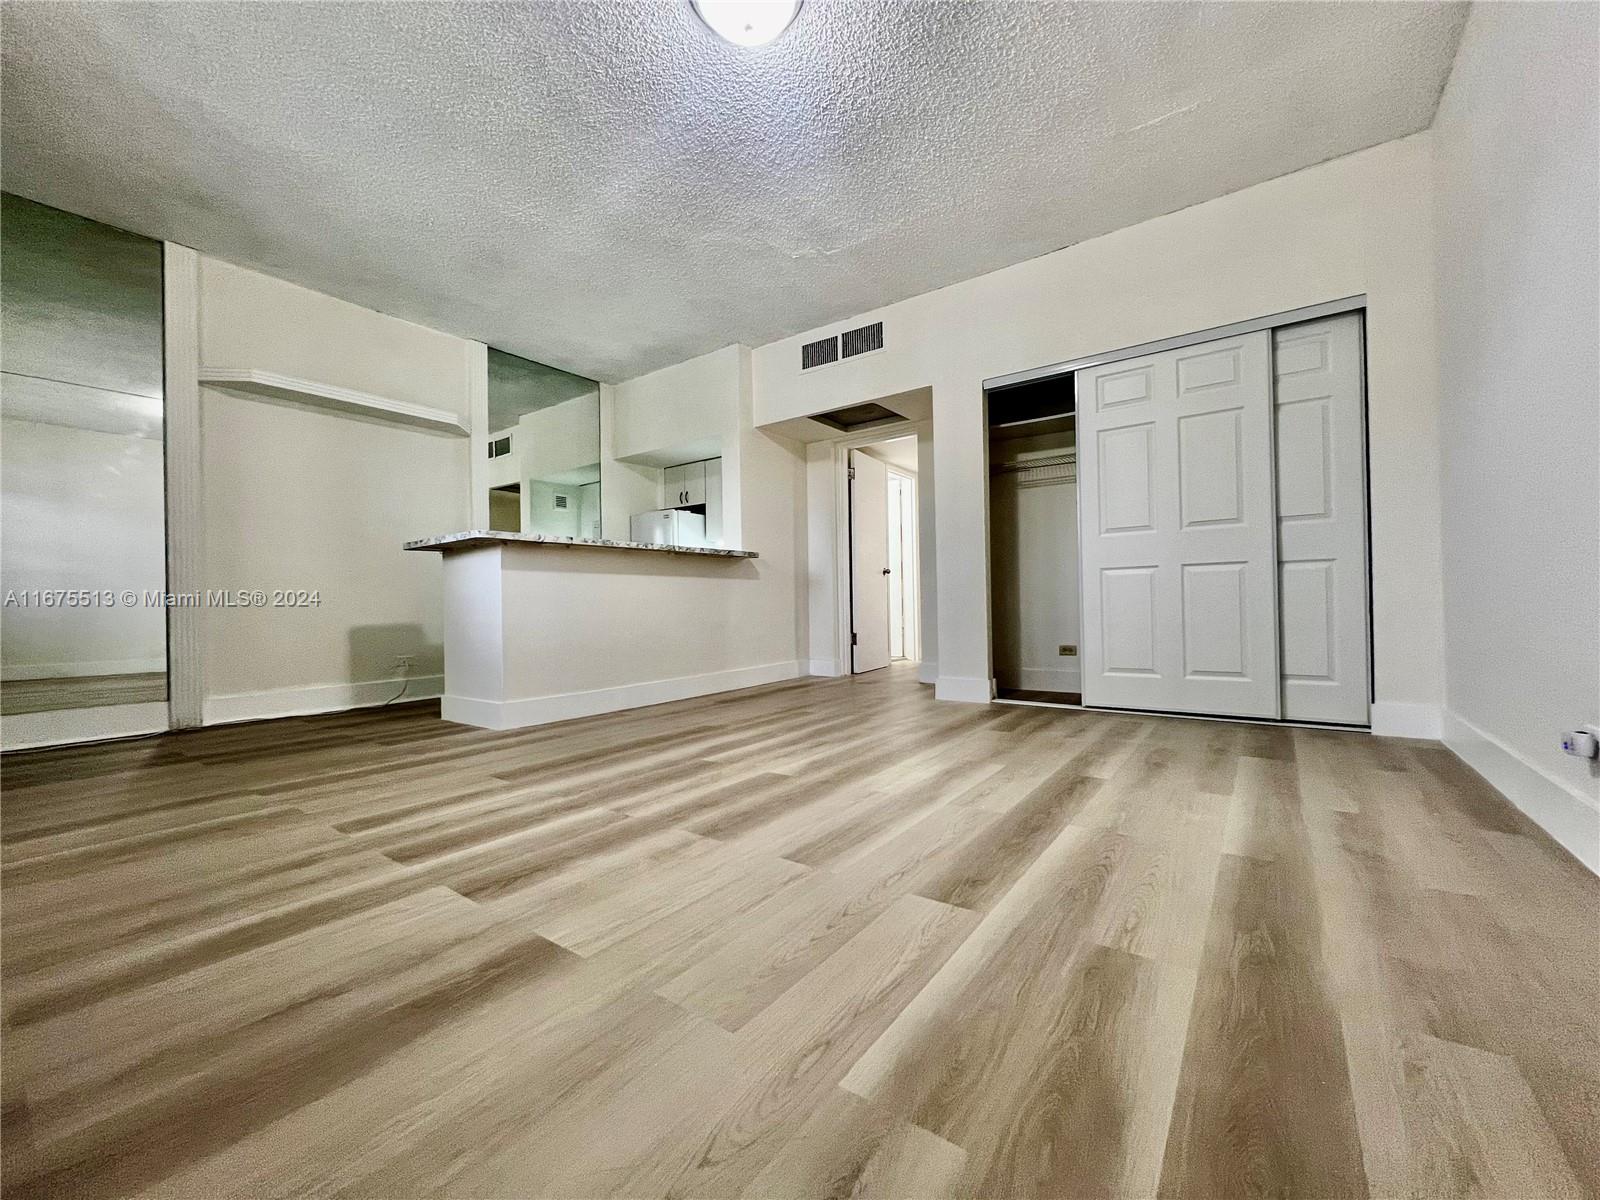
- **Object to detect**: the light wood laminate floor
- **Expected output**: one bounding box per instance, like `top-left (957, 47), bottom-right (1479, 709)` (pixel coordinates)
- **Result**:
top-left (2, 668), bottom-right (1595, 1199)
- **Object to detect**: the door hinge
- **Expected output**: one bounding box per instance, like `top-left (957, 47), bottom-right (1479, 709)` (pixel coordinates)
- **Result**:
top-left (848, 466), bottom-right (856, 480)
top-left (851, 632), bottom-right (858, 646)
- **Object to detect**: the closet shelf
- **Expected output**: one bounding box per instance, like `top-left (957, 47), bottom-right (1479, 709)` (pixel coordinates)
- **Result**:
top-left (197, 368), bottom-right (469, 435)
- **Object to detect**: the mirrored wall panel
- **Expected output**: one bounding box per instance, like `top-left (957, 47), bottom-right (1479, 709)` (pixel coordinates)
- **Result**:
top-left (485, 347), bottom-right (600, 539)
top-left (1, 194), bottom-right (167, 715)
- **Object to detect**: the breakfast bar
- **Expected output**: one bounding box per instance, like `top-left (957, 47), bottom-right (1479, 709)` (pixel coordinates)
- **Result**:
top-left (405, 531), bottom-right (794, 730)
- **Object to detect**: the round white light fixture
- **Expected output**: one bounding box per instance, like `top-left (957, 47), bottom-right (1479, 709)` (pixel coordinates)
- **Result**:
top-left (691, 0), bottom-right (801, 47)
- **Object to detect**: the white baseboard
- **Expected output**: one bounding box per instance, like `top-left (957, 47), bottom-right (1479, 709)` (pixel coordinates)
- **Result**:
top-left (203, 674), bottom-right (444, 726)
top-left (1370, 701), bottom-right (1442, 739)
top-left (443, 660), bottom-right (803, 731)
top-left (1443, 710), bottom-right (1599, 875)
top-left (918, 659), bottom-right (937, 686)
top-left (807, 658), bottom-right (843, 677)
top-left (935, 675), bottom-right (994, 704)
top-left (2, 657), bottom-right (166, 681)
top-left (2, 701), bottom-right (169, 751)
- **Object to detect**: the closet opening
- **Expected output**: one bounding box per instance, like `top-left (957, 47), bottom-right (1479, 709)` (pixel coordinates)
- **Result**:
top-left (987, 374), bottom-right (1081, 707)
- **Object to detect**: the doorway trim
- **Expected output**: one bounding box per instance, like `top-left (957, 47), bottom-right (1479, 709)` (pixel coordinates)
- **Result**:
top-left (816, 420), bottom-right (928, 680)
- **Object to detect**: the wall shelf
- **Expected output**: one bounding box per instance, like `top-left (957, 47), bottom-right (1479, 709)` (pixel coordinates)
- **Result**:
top-left (198, 367), bottom-right (469, 435)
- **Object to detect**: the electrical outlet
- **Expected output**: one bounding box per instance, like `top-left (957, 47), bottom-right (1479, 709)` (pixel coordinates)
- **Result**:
top-left (1058, 644), bottom-right (1077, 657)
top-left (393, 655), bottom-right (414, 671)
top-left (1561, 724), bottom-right (1600, 760)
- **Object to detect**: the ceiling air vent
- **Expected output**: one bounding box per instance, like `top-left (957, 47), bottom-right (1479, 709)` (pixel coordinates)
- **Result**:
top-left (841, 321), bottom-right (884, 359)
top-left (801, 335), bottom-right (839, 370)
top-left (553, 493), bottom-right (569, 510)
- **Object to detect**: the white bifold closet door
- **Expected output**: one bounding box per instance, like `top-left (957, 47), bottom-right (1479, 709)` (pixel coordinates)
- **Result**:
top-left (1075, 331), bottom-right (1281, 718)
top-left (1274, 314), bottom-right (1369, 724)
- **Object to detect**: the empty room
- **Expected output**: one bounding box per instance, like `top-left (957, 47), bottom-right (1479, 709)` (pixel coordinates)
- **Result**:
top-left (1, 2), bottom-right (1596, 1197)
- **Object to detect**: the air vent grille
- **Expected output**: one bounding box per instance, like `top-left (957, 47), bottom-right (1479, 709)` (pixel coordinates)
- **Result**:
top-left (553, 494), bottom-right (569, 510)
top-left (841, 321), bottom-right (884, 359)
top-left (801, 335), bottom-right (839, 370)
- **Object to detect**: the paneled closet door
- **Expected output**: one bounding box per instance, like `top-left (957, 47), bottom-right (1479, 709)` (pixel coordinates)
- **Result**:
top-left (1274, 314), bottom-right (1370, 724)
top-left (1075, 331), bottom-right (1281, 718)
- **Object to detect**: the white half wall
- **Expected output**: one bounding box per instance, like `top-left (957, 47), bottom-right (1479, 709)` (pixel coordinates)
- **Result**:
top-left (753, 136), bottom-right (1446, 720)
top-left (1431, 3), bottom-right (1600, 869)
top-left (437, 544), bottom-right (802, 729)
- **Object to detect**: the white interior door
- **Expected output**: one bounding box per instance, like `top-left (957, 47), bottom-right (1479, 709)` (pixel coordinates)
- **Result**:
top-left (1075, 331), bottom-right (1281, 718)
top-left (1274, 314), bottom-right (1370, 724)
top-left (850, 449), bottom-right (892, 673)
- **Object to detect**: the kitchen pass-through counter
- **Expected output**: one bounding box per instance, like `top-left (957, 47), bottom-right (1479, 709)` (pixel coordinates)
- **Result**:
top-left (406, 530), bottom-right (796, 730)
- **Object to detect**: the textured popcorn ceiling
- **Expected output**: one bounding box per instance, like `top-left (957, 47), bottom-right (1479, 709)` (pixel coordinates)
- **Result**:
top-left (1, 2), bottom-right (1465, 382)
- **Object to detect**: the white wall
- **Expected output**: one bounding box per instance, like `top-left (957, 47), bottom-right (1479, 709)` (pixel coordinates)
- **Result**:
top-left (197, 256), bottom-right (474, 721)
top-left (0, 418), bottom-right (166, 677)
top-left (610, 346), bottom-right (739, 466)
top-left (1431, 4), bottom-right (1600, 870)
top-left (200, 257), bottom-right (474, 413)
top-left (754, 135), bottom-right (1445, 728)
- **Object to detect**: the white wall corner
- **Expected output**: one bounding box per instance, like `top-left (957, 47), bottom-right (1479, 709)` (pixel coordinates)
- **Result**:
top-left (1443, 710), bottom-right (1600, 875)
top-left (807, 658), bottom-right (843, 677)
top-left (202, 674), bottom-right (444, 726)
top-left (935, 675), bottom-right (994, 704)
top-left (1370, 701), bottom-right (1442, 740)
top-left (917, 659), bottom-right (937, 686)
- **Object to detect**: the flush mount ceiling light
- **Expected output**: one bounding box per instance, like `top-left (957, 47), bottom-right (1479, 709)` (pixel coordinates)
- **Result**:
top-left (691, 0), bottom-right (801, 47)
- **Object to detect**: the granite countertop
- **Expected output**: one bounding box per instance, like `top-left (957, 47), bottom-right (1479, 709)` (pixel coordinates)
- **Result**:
top-left (403, 531), bottom-right (758, 558)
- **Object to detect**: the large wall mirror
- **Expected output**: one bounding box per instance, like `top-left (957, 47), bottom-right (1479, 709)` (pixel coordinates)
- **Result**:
top-left (485, 348), bottom-right (600, 538)
top-left (0, 194), bottom-right (168, 718)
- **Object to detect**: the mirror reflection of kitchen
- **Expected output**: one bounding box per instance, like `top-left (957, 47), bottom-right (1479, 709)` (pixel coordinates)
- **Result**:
top-left (485, 348), bottom-right (600, 538)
